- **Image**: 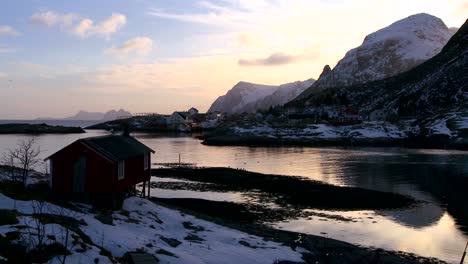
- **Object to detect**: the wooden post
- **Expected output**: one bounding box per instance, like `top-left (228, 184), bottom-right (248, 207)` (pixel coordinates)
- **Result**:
top-left (147, 180), bottom-right (150, 199)
top-left (460, 241), bottom-right (468, 264)
top-left (142, 181), bottom-right (146, 198)
top-left (178, 153), bottom-right (181, 167)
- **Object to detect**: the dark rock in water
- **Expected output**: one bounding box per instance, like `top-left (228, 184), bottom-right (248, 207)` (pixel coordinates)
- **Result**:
top-left (0, 123), bottom-right (85, 134)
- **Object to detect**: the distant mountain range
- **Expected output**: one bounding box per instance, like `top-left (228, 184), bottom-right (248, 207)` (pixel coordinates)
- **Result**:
top-left (38, 109), bottom-right (132, 121)
top-left (208, 79), bottom-right (315, 114)
top-left (208, 13), bottom-right (455, 114)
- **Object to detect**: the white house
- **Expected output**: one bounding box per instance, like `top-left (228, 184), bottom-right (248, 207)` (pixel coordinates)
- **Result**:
top-left (166, 107), bottom-right (201, 131)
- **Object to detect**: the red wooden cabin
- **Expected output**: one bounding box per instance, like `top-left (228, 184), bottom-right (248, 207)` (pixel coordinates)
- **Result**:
top-left (45, 134), bottom-right (155, 208)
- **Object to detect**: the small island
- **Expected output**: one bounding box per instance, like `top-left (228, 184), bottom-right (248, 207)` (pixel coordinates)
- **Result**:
top-left (0, 123), bottom-right (85, 134)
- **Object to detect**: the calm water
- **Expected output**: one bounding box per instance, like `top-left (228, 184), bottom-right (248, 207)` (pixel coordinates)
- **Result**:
top-left (0, 130), bottom-right (467, 263)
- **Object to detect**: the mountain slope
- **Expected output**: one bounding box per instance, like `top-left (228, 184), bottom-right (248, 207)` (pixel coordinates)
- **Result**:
top-left (291, 18), bottom-right (468, 119)
top-left (242, 79), bottom-right (315, 113)
top-left (208, 79), bottom-right (315, 114)
top-left (297, 13), bottom-right (455, 100)
top-left (208, 82), bottom-right (278, 114)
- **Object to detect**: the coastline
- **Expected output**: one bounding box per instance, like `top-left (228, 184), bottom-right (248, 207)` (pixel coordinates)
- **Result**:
top-left (0, 123), bottom-right (85, 134)
top-left (201, 133), bottom-right (468, 150)
top-left (151, 167), bottom-right (415, 210)
top-left (149, 166), bottom-right (464, 263)
top-left (153, 198), bottom-right (448, 264)
top-left (0, 166), bottom-right (453, 263)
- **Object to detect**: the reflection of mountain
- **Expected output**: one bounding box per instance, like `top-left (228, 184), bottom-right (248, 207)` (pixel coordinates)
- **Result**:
top-left (330, 151), bottom-right (468, 233)
top-left (378, 202), bottom-right (444, 229)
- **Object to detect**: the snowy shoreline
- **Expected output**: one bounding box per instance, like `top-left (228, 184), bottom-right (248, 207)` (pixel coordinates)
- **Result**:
top-left (203, 120), bottom-right (468, 150)
top-left (0, 193), bottom-right (307, 264)
top-left (0, 191), bottom-right (449, 264)
top-left (0, 169), bottom-right (451, 263)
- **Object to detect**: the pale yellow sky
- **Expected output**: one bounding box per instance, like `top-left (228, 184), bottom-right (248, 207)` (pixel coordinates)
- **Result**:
top-left (0, 0), bottom-right (466, 118)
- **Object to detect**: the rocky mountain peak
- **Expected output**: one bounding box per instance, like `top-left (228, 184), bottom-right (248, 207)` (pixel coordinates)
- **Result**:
top-left (296, 13), bottom-right (454, 100)
top-left (318, 65), bottom-right (332, 79)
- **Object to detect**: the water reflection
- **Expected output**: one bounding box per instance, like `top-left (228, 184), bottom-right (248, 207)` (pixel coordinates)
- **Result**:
top-left (276, 211), bottom-right (466, 263)
top-left (378, 202), bottom-right (444, 229)
top-left (0, 132), bottom-right (466, 262)
top-left (334, 151), bottom-right (468, 234)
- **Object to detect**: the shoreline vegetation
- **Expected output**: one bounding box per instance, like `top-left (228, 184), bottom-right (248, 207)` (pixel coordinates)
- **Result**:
top-left (0, 123), bottom-right (85, 134)
top-left (151, 167), bottom-right (415, 210)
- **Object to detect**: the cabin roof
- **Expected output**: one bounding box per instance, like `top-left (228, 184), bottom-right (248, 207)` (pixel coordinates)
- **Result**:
top-left (46, 135), bottom-right (155, 162)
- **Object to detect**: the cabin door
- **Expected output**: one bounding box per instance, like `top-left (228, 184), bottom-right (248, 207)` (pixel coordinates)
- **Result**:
top-left (73, 155), bottom-right (86, 192)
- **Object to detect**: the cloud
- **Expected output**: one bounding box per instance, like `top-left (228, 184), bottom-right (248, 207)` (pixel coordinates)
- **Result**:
top-left (73, 13), bottom-right (127, 38)
top-left (30, 10), bottom-right (126, 38)
top-left (73, 19), bottom-right (93, 37)
top-left (148, 2), bottom-right (256, 28)
top-left (105, 37), bottom-right (153, 56)
top-left (0, 25), bottom-right (20, 36)
top-left (0, 72), bottom-right (7, 78)
top-left (238, 52), bottom-right (296, 66)
top-left (30, 10), bottom-right (75, 27)
top-left (238, 51), bottom-right (318, 66)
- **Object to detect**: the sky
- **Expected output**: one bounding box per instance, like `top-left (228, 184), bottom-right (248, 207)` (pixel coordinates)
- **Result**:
top-left (0, 0), bottom-right (466, 119)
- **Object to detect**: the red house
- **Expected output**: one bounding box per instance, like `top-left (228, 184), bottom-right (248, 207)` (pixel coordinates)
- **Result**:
top-left (343, 108), bottom-right (361, 122)
top-left (45, 134), bottom-right (155, 208)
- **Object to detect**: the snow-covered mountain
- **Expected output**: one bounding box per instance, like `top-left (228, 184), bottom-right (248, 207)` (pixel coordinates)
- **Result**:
top-left (64, 109), bottom-right (132, 121)
top-left (208, 79), bottom-right (315, 114)
top-left (294, 17), bottom-right (468, 124)
top-left (242, 79), bottom-right (316, 113)
top-left (297, 13), bottom-right (454, 99)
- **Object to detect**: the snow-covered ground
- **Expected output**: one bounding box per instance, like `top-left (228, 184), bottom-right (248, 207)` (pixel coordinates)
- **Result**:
top-left (425, 112), bottom-right (468, 138)
top-left (233, 122), bottom-right (408, 140)
top-left (0, 187), bottom-right (306, 263)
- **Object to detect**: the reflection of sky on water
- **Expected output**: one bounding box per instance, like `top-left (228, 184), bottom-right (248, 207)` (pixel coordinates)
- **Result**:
top-left (275, 210), bottom-right (465, 263)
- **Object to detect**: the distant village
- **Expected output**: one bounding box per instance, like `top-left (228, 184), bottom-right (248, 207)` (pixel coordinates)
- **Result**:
top-left (110, 107), bottom-right (222, 132)
top-left (107, 104), bottom-right (407, 133)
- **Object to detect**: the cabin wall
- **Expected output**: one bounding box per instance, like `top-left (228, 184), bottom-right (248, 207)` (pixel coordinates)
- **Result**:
top-left (50, 143), bottom-right (151, 195)
top-left (114, 153), bottom-right (151, 192)
top-left (85, 148), bottom-right (115, 193)
top-left (50, 141), bottom-right (82, 193)
top-left (50, 141), bottom-right (114, 193)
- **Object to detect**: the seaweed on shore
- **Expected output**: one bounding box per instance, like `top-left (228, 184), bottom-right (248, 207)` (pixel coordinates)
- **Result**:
top-left (151, 167), bottom-right (415, 211)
